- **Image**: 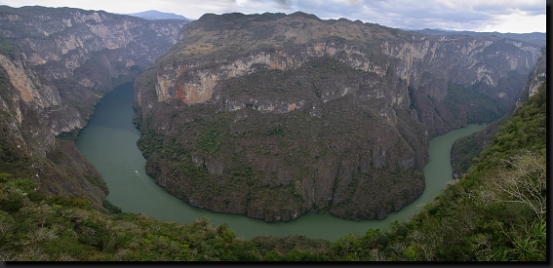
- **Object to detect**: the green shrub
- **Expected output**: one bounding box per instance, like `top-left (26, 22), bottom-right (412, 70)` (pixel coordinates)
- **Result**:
top-left (102, 199), bottom-right (122, 214)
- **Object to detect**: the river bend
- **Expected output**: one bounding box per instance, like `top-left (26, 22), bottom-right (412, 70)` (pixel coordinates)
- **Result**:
top-left (75, 82), bottom-right (485, 241)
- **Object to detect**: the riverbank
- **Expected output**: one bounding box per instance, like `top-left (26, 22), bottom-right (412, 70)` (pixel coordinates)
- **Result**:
top-left (76, 82), bottom-right (485, 241)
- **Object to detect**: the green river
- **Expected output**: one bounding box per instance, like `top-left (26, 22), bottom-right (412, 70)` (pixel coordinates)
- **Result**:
top-left (75, 82), bottom-right (485, 241)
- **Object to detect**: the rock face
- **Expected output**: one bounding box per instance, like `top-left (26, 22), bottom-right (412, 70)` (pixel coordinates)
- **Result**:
top-left (451, 46), bottom-right (547, 177)
top-left (0, 6), bottom-right (186, 210)
top-left (134, 12), bottom-right (541, 222)
top-left (0, 5), bottom-right (186, 135)
top-left (515, 46), bottom-right (546, 107)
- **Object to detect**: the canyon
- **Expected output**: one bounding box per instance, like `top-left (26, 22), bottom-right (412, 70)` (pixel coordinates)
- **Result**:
top-left (0, 7), bottom-right (543, 221)
top-left (0, 5), bottom-right (186, 210)
top-left (0, 6), bottom-right (546, 262)
top-left (133, 12), bottom-right (541, 221)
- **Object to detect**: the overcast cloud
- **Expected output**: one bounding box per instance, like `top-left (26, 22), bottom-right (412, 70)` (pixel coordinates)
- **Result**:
top-left (0, 0), bottom-right (546, 33)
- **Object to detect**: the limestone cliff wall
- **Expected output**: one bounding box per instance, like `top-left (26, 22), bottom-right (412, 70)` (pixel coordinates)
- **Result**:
top-left (149, 32), bottom-right (540, 138)
top-left (0, 5), bottom-right (186, 212)
top-left (0, 6), bottom-right (186, 135)
top-left (515, 46), bottom-right (546, 108)
top-left (150, 12), bottom-right (540, 112)
top-left (134, 12), bottom-right (542, 222)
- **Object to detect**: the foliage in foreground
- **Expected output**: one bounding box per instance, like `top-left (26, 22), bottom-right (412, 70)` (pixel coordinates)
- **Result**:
top-left (0, 174), bottom-right (258, 261)
top-left (0, 84), bottom-right (546, 261)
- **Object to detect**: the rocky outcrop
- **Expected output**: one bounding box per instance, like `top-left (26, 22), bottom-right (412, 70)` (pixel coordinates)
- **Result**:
top-left (408, 28), bottom-right (546, 47)
top-left (451, 45), bottom-right (546, 177)
top-left (515, 46), bottom-right (546, 108)
top-left (0, 62), bottom-right (107, 212)
top-left (133, 12), bottom-right (541, 222)
top-left (0, 53), bottom-right (82, 147)
top-left (0, 5), bottom-right (186, 136)
top-left (145, 13), bottom-right (540, 137)
top-left (0, 5), bottom-right (186, 211)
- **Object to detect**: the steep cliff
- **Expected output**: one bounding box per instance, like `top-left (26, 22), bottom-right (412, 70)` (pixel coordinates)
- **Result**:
top-left (0, 6), bottom-right (186, 210)
top-left (516, 46), bottom-right (546, 107)
top-left (0, 5), bottom-right (186, 135)
top-left (134, 12), bottom-right (541, 222)
top-left (0, 61), bottom-right (107, 212)
top-left (451, 46), bottom-right (546, 176)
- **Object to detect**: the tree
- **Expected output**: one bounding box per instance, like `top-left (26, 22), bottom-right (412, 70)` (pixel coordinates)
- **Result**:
top-left (490, 152), bottom-right (546, 219)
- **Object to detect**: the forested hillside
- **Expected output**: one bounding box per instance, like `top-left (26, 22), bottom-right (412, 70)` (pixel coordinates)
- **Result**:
top-left (134, 11), bottom-right (541, 222)
top-left (0, 82), bottom-right (545, 261)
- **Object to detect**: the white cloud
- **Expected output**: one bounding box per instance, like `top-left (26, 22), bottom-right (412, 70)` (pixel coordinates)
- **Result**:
top-left (0, 0), bottom-right (545, 32)
top-left (481, 12), bottom-right (546, 33)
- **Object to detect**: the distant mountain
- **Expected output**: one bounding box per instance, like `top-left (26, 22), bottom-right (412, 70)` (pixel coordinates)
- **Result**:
top-left (408, 28), bottom-right (545, 46)
top-left (128, 10), bottom-right (191, 21)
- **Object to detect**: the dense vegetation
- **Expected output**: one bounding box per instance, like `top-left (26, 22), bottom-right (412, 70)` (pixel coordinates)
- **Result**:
top-left (0, 82), bottom-right (545, 261)
top-left (0, 174), bottom-right (260, 261)
top-left (450, 114), bottom-right (509, 176)
top-left (0, 34), bottom-right (20, 57)
top-left (0, 65), bottom-right (108, 213)
top-left (134, 10), bottom-right (539, 225)
top-left (136, 57), bottom-right (427, 222)
top-left (443, 82), bottom-right (509, 124)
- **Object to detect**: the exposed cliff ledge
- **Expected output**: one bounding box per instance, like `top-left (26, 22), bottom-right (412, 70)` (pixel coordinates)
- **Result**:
top-left (153, 35), bottom-right (540, 121)
top-left (0, 5), bottom-right (186, 135)
top-left (134, 12), bottom-right (540, 222)
top-left (515, 46), bottom-right (546, 108)
top-left (451, 46), bottom-right (547, 177)
top-left (149, 13), bottom-right (540, 137)
top-left (0, 5), bottom-right (186, 211)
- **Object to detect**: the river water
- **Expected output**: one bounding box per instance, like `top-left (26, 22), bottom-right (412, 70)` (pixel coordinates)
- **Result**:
top-left (75, 82), bottom-right (485, 241)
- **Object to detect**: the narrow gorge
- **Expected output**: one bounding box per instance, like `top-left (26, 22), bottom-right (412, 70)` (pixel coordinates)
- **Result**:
top-left (0, 5), bottom-right (186, 210)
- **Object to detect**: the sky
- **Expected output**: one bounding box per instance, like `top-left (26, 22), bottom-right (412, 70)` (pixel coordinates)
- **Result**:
top-left (0, 0), bottom-right (546, 33)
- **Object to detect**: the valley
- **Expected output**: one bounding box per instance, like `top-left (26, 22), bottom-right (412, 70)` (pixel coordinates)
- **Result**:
top-left (134, 12), bottom-right (541, 221)
top-left (0, 5), bottom-right (186, 210)
top-left (75, 81), bottom-right (484, 240)
top-left (0, 5), bottom-right (546, 261)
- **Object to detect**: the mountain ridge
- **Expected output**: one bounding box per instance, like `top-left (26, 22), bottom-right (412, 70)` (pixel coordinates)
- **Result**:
top-left (407, 28), bottom-right (545, 47)
top-left (127, 10), bottom-right (191, 21)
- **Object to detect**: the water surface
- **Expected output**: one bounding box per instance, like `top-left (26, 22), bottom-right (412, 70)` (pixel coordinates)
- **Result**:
top-left (76, 82), bottom-right (485, 241)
